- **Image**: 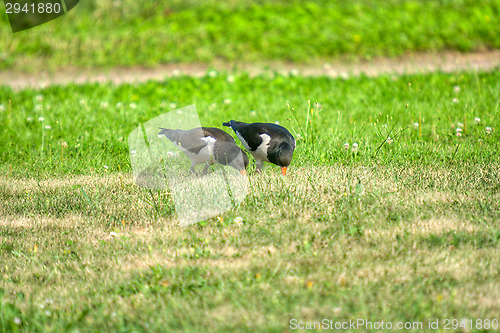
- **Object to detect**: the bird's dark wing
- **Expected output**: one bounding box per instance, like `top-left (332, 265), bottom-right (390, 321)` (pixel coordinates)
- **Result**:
top-left (159, 127), bottom-right (208, 154)
top-left (232, 123), bottom-right (264, 151)
top-left (258, 123), bottom-right (295, 151)
top-left (178, 127), bottom-right (211, 154)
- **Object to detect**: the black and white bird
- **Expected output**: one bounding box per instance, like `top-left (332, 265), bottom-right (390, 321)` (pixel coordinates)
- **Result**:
top-left (158, 127), bottom-right (248, 175)
top-left (223, 120), bottom-right (295, 175)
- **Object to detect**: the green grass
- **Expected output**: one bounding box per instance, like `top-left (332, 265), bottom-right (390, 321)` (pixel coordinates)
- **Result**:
top-left (0, 70), bottom-right (498, 176)
top-left (1, 0), bottom-right (499, 72)
top-left (0, 70), bottom-right (499, 331)
top-left (0, 168), bottom-right (499, 332)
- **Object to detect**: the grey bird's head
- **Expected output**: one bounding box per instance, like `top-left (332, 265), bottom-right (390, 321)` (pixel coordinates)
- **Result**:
top-left (215, 142), bottom-right (249, 175)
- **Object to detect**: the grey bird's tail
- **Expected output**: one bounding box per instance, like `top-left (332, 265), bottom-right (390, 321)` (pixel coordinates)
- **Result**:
top-left (158, 128), bottom-right (182, 142)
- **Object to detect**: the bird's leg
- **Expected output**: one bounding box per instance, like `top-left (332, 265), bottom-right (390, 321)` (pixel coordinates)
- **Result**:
top-left (201, 163), bottom-right (210, 175)
top-left (255, 160), bottom-right (264, 174)
top-left (189, 163), bottom-right (197, 175)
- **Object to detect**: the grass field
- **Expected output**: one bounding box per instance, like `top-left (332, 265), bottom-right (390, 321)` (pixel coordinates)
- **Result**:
top-left (1, 0), bottom-right (499, 72)
top-left (0, 70), bottom-right (499, 331)
top-left (1, 70), bottom-right (499, 175)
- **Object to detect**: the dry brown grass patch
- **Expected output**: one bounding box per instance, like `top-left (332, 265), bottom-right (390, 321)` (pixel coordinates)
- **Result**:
top-left (0, 174), bottom-right (134, 194)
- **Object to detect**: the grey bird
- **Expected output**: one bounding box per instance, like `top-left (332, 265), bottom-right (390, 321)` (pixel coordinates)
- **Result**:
top-left (158, 127), bottom-right (248, 175)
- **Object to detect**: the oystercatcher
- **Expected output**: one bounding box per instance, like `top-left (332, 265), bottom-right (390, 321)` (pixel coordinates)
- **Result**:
top-left (222, 120), bottom-right (295, 175)
top-left (158, 127), bottom-right (248, 175)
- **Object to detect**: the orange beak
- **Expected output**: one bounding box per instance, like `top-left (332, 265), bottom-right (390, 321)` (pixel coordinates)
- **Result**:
top-left (281, 167), bottom-right (287, 176)
top-left (240, 170), bottom-right (247, 176)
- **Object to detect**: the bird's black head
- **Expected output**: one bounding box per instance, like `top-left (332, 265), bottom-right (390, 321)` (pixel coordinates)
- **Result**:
top-left (270, 142), bottom-right (294, 167)
top-left (278, 146), bottom-right (293, 167)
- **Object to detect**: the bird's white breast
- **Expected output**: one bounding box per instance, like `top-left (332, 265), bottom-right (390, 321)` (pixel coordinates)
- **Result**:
top-left (182, 136), bottom-right (216, 165)
top-left (200, 136), bottom-right (217, 154)
top-left (239, 133), bottom-right (270, 162)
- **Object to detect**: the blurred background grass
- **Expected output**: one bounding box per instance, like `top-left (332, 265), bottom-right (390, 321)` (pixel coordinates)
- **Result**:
top-left (1, 0), bottom-right (499, 72)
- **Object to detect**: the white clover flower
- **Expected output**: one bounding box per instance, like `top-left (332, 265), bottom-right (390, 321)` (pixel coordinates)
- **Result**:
top-left (474, 117), bottom-right (481, 123)
top-left (100, 101), bottom-right (109, 109)
top-left (223, 98), bottom-right (231, 105)
top-left (386, 137), bottom-right (393, 144)
top-left (45, 310), bottom-right (51, 316)
top-left (485, 127), bottom-right (492, 134)
top-left (352, 143), bottom-right (359, 152)
top-left (27, 116), bottom-right (33, 122)
top-left (34, 104), bottom-right (42, 111)
top-left (167, 151), bottom-right (179, 158)
top-left (452, 98), bottom-right (458, 103)
top-left (61, 142), bottom-right (68, 148)
top-left (457, 122), bottom-right (464, 128)
top-left (295, 133), bottom-right (302, 140)
top-left (456, 128), bottom-right (462, 132)
top-left (129, 102), bottom-right (137, 109)
top-left (13, 317), bottom-right (21, 325)
top-left (208, 70), bottom-right (217, 78)
top-left (38, 116), bottom-right (45, 122)
top-left (274, 121), bottom-right (280, 125)
top-left (104, 165), bottom-right (109, 170)
top-left (333, 307), bottom-right (342, 316)
top-left (110, 231), bottom-right (117, 237)
top-left (250, 110), bottom-right (257, 116)
top-left (343, 143), bottom-right (349, 150)
top-left (233, 216), bottom-right (243, 226)
top-left (35, 95), bottom-right (43, 102)
top-left (115, 102), bottom-right (123, 108)
top-left (453, 85), bottom-right (460, 93)
top-left (0, 104), bottom-right (5, 111)
top-left (169, 103), bottom-right (177, 109)
top-left (413, 122), bottom-right (419, 128)
top-left (456, 132), bottom-right (462, 137)
top-left (226, 75), bottom-right (235, 83)
top-left (44, 125), bottom-right (51, 130)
